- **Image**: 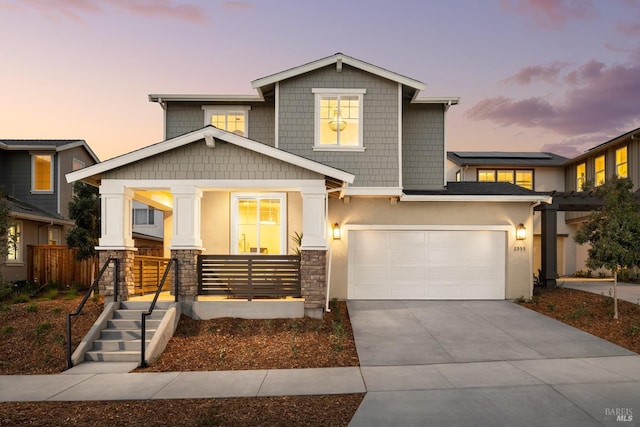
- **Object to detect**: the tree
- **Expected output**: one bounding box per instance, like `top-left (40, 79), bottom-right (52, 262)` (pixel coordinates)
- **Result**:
top-left (0, 188), bottom-right (11, 261)
top-left (66, 182), bottom-right (100, 261)
top-left (574, 176), bottom-right (640, 319)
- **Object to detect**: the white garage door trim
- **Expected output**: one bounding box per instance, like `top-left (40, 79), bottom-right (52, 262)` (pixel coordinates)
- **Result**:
top-left (347, 225), bottom-right (509, 300)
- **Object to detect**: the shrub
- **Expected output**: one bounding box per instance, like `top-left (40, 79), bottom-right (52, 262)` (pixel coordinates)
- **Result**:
top-left (12, 293), bottom-right (29, 304)
top-left (26, 303), bottom-right (38, 312)
top-left (42, 289), bottom-right (59, 301)
top-left (0, 282), bottom-right (13, 301)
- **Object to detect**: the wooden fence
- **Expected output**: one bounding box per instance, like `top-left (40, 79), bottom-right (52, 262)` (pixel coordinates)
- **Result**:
top-left (198, 254), bottom-right (301, 300)
top-left (28, 245), bottom-right (98, 287)
top-left (133, 255), bottom-right (172, 295)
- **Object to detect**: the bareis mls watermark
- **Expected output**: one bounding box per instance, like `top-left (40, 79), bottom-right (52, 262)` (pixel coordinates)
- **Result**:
top-left (605, 408), bottom-right (633, 422)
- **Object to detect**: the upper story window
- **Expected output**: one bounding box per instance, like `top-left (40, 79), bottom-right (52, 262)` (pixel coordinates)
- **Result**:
top-left (6, 222), bottom-right (21, 262)
top-left (478, 169), bottom-right (533, 190)
top-left (455, 170), bottom-right (461, 182)
top-left (616, 146), bottom-right (628, 178)
top-left (576, 163), bottom-right (586, 191)
top-left (313, 88), bottom-right (365, 151)
top-left (595, 155), bottom-right (605, 186)
top-left (32, 154), bottom-right (53, 192)
top-left (133, 207), bottom-right (155, 226)
top-left (203, 106), bottom-right (250, 137)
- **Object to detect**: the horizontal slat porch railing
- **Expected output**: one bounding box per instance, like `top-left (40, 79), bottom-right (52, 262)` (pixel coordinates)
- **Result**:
top-left (133, 255), bottom-right (172, 295)
top-left (198, 254), bottom-right (301, 300)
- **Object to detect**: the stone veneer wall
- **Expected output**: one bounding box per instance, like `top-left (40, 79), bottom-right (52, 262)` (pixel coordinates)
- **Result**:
top-left (98, 249), bottom-right (136, 303)
top-left (171, 249), bottom-right (201, 301)
top-left (300, 250), bottom-right (327, 316)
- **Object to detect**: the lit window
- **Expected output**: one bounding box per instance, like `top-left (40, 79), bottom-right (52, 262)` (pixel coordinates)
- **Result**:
top-left (455, 170), bottom-right (461, 182)
top-left (6, 223), bottom-right (21, 262)
top-left (133, 208), bottom-right (155, 225)
top-left (576, 163), bottom-right (586, 191)
top-left (478, 169), bottom-right (533, 190)
top-left (616, 147), bottom-right (628, 178)
top-left (48, 228), bottom-right (61, 245)
top-left (595, 155), bottom-right (605, 186)
top-left (32, 154), bottom-right (53, 192)
top-left (203, 106), bottom-right (250, 136)
top-left (313, 89), bottom-right (365, 150)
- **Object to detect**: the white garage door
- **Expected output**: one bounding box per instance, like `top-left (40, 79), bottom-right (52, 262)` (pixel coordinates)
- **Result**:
top-left (348, 229), bottom-right (506, 300)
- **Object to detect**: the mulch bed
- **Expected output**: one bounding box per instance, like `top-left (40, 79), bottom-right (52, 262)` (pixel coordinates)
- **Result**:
top-left (517, 287), bottom-right (640, 354)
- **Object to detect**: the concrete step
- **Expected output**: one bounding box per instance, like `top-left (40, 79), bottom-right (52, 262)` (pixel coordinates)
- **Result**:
top-left (106, 319), bottom-right (162, 330)
top-left (92, 339), bottom-right (151, 352)
top-left (100, 328), bottom-right (156, 340)
top-left (85, 350), bottom-right (141, 363)
top-left (119, 301), bottom-right (174, 311)
top-left (112, 309), bottom-right (167, 320)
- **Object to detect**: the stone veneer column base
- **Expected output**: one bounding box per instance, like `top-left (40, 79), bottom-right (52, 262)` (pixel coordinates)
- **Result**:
top-left (98, 249), bottom-right (136, 304)
top-left (171, 249), bottom-right (202, 302)
top-left (300, 249), bottom-right (327, 318)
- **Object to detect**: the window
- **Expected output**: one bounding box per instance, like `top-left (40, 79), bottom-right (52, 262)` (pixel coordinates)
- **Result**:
top-left (6, 222), bottom-right (21, 262)
top-left (203, 106), bottom-right (250, 136)
top-left (595, 155), bottom-right (605, 186)
top-left (616, 147), bottom-right (628, 178)
top-left (32, 154), bottom-right (53, 192)
top-left (72, 158), bottom-right (85, 171)
top-left (48, 228), bottom-right (61, 245)
top-left (133, 208), bottom-right (155, 225)
top-left (576, 163), bottom-right (586, 191)
top-left (477, 169), bottom-right (533, 190)
top-left (455, 170), bottom-right (461, 182)
top-left (313, 89), bottom-right (365, 150)
top-left (232, 193), bottom-right (286, 255)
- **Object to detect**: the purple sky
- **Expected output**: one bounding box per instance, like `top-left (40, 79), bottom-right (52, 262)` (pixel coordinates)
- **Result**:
top-left (1, 0), bottom-right (639, 161)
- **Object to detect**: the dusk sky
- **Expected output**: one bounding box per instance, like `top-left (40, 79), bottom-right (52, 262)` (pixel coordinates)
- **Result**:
top-left (1, 0), bottom-right (639, 161)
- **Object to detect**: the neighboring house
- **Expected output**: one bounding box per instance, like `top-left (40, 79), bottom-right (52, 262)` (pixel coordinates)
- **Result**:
top-left (67, 53), bottom-right (549, 316)
top-left (0, 139), bottom-right (99, 282)
top-left (446, 152), bottom-right (572, 276)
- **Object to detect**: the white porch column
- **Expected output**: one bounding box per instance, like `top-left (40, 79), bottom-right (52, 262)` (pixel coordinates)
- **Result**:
top-left (97, 181), bottom-right (135, 249)
top-left (300, 184), bottom-right (327, 249)
top-left (170, 185), bottom-right (203, 249)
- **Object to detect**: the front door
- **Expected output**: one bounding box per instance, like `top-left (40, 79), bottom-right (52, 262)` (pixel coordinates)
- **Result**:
top-left (231, 193), bottom-right (286, 255)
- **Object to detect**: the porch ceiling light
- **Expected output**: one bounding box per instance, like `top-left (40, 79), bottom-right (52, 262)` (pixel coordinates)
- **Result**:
top-left (332, 223), bottom-right (341, 240)
top-left (328, 109), bottom-right (347, 132)
top-left (516, 223), bottom-right (526, 240)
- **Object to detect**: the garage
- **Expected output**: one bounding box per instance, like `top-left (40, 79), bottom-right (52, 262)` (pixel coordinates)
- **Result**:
top-left (347, 229), bottom-right (506, 300)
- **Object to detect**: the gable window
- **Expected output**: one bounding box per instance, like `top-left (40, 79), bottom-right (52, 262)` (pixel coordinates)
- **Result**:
top-left (6, 222), bottom-right (21, 262)
top-left (133, 207), bottom-right (155, 225)
top-left (616, 147), bottom-right (628, 178)
top-left (203, 106), bottom-right (250, 137)
top-left (595, 155), bottom-right (605, 186)
top-left (576, 163), bottom-right (586, 191)
top-left (313, 88), bottom-right (365, 150)
top-left (231, 193), bottom-right (286, 255)
top-left (32, 154), bottom-right (53, 192)
top-left (478, 169), bottom-right (533, 190)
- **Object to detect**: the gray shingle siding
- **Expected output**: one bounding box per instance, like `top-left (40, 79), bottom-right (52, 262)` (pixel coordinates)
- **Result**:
top-left (165, 102), bottom-right (275, 146)
top-left (278, 64), bottom-right (399, 187)
top-left (402, 103), bottom-right (445, 190)
top-left (104, 139), bottom-right (322, 181)
top-left (0, 151), bottom-right (58, 215)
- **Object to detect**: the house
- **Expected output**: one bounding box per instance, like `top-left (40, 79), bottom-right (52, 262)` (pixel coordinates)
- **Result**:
top-left (0, 139), bottom-right (99, 282)
top-left (67, 53), bottom-right (550, 317)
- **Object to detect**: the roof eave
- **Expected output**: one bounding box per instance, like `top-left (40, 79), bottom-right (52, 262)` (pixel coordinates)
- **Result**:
top-left (149, 94), bottom-right (265, 103)
top-left (400, 194), bottom-right (552, 203)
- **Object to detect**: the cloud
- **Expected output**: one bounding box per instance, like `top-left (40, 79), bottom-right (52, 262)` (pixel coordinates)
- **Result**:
top-left (467, 58), bottom-right (640, 136)
top-left (10, 0), bottom-right (208, 23)
top-left (617, 22), bottom-right (640, 35)
top-left (501, 0), bottom-right (594, 30)
top-left (223, 1), bottom-right (254, 11)
top-left (503, 62), bottom-right (569, 85)
top-left (540, 134), bottom-right (604, 157)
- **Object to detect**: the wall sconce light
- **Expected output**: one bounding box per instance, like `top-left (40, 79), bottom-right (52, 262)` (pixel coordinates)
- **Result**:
top-left (332, 223), bottom-right (341, 240)
top-left (516, 223), bottom-right (526, 240)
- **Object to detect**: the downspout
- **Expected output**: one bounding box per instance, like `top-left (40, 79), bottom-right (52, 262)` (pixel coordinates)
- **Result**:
top-left (324, 185), bottom-right (345, 312)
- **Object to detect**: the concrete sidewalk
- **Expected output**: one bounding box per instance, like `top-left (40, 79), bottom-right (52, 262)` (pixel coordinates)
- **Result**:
top-left (562, 278), bottom-right (640, 304)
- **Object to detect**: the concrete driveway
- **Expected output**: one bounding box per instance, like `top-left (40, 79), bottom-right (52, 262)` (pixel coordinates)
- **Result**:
top-left (347, 300), bottom-right (640, 427)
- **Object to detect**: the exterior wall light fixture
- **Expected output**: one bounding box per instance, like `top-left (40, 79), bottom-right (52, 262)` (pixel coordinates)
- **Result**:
top-left (332, 223), bottom-right (341, 240)
top-left (516, 223), bottom-right (526, 240)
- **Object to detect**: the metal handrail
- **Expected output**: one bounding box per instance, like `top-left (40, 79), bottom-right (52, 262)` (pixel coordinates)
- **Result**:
top-left (140, 258), bottom-right (178, 368)
top-left (66, 257), bottom-right (119, 370)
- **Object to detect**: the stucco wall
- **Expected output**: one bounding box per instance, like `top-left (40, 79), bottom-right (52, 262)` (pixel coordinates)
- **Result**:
top-left (278, 64), bottom-right (399, 188)
top-left (103, 139), bottom-right (322, 181)
top-left (326, 198), bottom-right (533, 300)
